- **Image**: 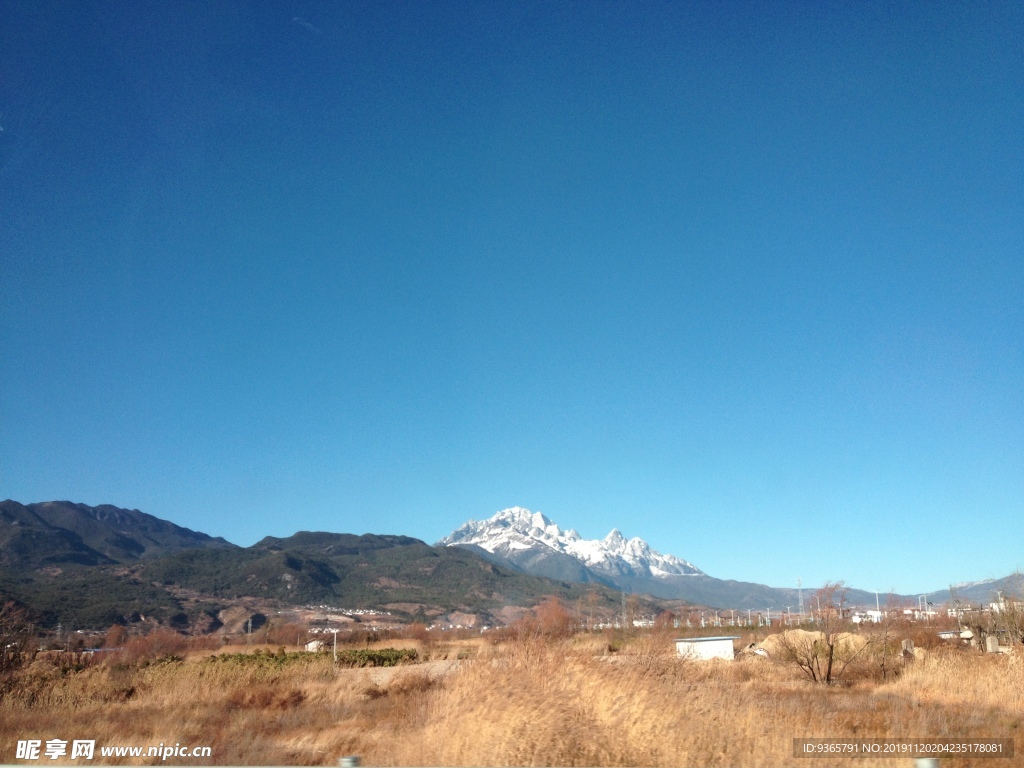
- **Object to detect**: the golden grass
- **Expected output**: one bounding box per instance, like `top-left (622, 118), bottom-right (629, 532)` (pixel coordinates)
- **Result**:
top-left (1, 638), bottom-right (1019, 766)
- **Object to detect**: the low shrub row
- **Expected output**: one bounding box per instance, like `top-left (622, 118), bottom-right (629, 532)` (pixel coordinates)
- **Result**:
top-left (334, 648), bottom-right (418, 667)
top-left (203, 646), bottom-right (418, 668)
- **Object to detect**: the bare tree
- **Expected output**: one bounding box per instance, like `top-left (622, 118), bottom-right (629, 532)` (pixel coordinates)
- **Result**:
top-left (984, 582), bottom-right (1024, 647)
top-left (538, 596), bottom-right (574, 636)
top-left (778, 582), bottom-right (869, 684)
top-left (585, 588), bottom-right (599, 632)
top-left (871, 591), bottom-right (912, 681)
top-left (996, 594), bottom-right (1024, 645)
top-left (624, 593), bottom-right (640, 633)
top-left (0, 601), bottom-right (35, 677)
top-left (959, 600), bottom-right (995, 649)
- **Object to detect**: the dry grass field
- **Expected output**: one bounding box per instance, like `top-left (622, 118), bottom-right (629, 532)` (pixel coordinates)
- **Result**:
top-left (1, 631), bottom-right (1020, 767)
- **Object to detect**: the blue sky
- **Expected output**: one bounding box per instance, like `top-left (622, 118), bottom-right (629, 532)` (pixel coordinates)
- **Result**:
top-left (1, 1), bottom-right (1021, 595)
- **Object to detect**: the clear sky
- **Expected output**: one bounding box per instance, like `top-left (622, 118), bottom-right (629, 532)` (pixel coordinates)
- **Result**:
top-left (1, 1), bottom-right (1021, 595)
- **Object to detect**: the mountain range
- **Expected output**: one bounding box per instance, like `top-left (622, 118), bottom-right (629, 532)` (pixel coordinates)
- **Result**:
top-left (439, 507), bottom-right (701, 583)
top-left (438, 507), bottom-right (1023, 610)
top-left (0, 500), bottom-right (632, 630)
top-left (1, 500), bottom-right (1019, 630)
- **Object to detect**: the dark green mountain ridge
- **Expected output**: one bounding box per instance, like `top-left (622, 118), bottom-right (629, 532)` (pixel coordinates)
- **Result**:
top-left (0, 499), bottom-right (235, 568)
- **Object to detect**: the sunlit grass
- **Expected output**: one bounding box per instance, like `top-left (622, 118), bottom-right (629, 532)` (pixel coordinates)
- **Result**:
top-left (1, 634), bottom-right (1019, 766)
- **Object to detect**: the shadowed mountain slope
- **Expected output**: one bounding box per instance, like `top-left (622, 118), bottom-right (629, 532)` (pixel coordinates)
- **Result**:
top-left (0, 500), bottom-right (235, 567)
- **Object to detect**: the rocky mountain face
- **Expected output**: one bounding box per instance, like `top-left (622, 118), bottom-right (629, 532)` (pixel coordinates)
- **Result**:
top-left (438, 507), bottom-right (702, 586)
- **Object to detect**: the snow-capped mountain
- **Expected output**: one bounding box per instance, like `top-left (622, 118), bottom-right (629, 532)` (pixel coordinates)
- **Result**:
top-left (438, 507), bottom-right (703, 585)
top-left (437, 507), bottom-right (970, 611)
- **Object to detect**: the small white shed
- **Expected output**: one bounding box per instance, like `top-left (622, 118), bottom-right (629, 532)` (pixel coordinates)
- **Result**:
top-left (675, 636), bottom-right (740, 661)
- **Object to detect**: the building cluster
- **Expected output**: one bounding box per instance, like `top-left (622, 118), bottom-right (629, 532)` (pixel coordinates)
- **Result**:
top-left (303, 605), bottom-right (393, 616)
top-left (850, 608), bottom-right (940, 623)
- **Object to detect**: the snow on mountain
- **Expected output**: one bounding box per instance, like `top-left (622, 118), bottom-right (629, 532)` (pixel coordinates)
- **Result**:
top-left (949, 578), bottom-right (995, 589)
top-left (438, 507), bottom-right (703, 579)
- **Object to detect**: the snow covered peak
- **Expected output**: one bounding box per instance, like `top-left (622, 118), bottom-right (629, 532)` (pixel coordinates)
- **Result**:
top-left (487, 506), bottom-right (555, 532)
top-left (604, 528), bottom-right (625, 544)
top-left (438, 507), bottom-right (703, 578)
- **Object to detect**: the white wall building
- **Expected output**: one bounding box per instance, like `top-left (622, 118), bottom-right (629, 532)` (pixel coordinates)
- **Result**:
top-left (675, 636), bottom-right (739, 661)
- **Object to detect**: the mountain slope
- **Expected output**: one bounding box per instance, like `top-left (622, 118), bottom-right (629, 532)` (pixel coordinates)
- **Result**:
top-left (0, 500), bottom-right (115, 567)
top-left (0, 500), bottom-right (235, 567)
top-left (924, 572), bottom-right (1024, 606)
top-left (132, 530), bottom-right (644, 626)
top-left (27, 500), bottom-right (237, 560)
top-left (230, 530), bottom-right (631, 614)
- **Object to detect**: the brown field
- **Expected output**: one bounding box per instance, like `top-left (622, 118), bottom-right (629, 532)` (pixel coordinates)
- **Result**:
top-left (1, 632), bottom-right (1020, 767)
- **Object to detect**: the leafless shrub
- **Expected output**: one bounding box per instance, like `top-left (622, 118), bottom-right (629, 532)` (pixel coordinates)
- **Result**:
top-left (994, 587), bottom-right (1024, 645)
top-left (777, 582), bottom-right (871, 684)
top-left (0, 602), bottom-right (36, 679)
top-left (262, 621), bottom-right (310, 648)
top-left (106, 629), bottom-right (217, 665)
top-left (102, 624), bottom-right (127, 648)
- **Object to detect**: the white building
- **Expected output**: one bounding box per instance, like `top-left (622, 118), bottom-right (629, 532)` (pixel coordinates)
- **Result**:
top-left (675, 636), bottom-right (740, 661)
top-left (852, 610), bottom-right (884, 624)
